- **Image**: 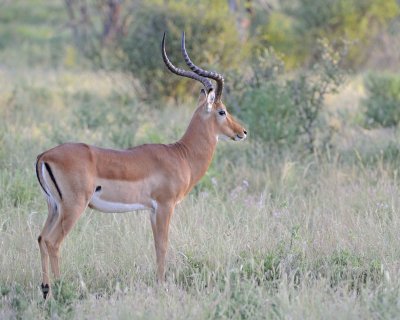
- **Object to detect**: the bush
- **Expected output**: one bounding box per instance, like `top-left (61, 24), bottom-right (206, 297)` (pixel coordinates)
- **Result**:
top-left (228, 48), bottom-right (301, 147)
top-left (235, 40), bottom-right (346, 152)
top-left (260, 0), bottom-right (399, 68)
top-left (363, 73), bottom-right (400, 127)
top-left (241, 83), bottom-right (299, 146)
top-left (109, 2), bottom-right (243, 101)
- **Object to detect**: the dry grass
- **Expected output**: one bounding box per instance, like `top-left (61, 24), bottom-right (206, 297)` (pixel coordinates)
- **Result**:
top-left (1, 66), bottom-right (400, 319)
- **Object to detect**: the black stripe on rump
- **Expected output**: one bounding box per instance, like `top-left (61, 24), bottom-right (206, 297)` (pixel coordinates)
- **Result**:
top-left (44, 162), bottom-right (63, 200)
top-left (36, 159), bottom-right (49, 196)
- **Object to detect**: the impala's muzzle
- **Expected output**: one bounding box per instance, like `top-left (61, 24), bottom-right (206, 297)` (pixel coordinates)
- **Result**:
top-left (233, 129), bottom-right (247, 141)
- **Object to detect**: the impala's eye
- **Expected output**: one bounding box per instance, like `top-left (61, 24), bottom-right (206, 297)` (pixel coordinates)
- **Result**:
top-left (218, 110), bottom-right (226, 116)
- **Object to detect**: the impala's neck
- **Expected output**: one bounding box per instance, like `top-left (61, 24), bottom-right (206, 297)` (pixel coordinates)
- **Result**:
top-left (176, 109), bottom-right (217, 185)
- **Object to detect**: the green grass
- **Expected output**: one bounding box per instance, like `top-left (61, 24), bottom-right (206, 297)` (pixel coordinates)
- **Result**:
top-left (2, 69), bottom-right (400, 318)
top-left (1, 71), bottom-right (400, 318)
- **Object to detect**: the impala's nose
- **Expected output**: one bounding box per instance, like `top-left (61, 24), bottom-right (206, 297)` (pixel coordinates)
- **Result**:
top-left (235, 129), bottom-right (247, 141)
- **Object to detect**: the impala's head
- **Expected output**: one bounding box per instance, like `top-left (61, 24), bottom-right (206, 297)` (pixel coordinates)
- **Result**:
top-left (195, 89), bottom-right (247, 141)
top-left (162, 32), bottom-right (247, 142)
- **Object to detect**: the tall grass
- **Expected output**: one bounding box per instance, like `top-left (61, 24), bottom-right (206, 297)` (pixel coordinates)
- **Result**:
top-left (1, 67), bottom-right (400, 318)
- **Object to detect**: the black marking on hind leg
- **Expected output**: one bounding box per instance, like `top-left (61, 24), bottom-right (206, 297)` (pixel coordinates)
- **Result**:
top-left (38, 235), bottom-right (42, 243)
top-left (95, 186), bottom-right (101, 192)
top-left (44, 162), bottom-right (63, 200)
top-left (35, 159), bottom-right (49, 196)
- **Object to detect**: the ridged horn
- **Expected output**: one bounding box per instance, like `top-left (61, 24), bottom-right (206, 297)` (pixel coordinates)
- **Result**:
top-left (161, 32), bottom-right (214, 93)
top-left (181, 31), bottom-right (224, 101)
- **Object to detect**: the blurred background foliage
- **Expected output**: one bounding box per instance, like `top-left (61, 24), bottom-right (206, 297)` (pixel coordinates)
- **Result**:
top-left (269, 0), bottom-right (399, 68)
top-left (0, 0), bottom-right (400, 154)
top-left (363, 73), bottom-right (400, 128)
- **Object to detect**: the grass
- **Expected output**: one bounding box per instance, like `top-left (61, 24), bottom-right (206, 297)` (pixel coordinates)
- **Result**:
top-left (2, 1), bottom-right (400, 319)
top-left (2, 71), bottom-right (400, 318)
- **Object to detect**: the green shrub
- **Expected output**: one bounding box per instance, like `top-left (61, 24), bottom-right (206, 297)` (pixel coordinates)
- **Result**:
top-left (235, 40), bottom-right (346, 152)
top-left (109, 2), bottom-right (242, 101)
top-left (363, 73), bottom-right (400, 127)
top-left (241, 84), bottom-right (299, 145)
top-left (262, 0), bottom-right (399, 68)
top-left (227, 48), bottom-right (300, 147)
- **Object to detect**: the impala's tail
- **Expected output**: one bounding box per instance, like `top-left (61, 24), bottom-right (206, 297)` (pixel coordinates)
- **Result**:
top-left (35, 155), bottom-right (63, 201)
top-left (36, 155), bottom-right (49, 197)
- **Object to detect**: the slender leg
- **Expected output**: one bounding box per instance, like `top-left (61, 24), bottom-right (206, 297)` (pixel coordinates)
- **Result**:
top-left (150, 203), bottom-right (175, 282)
top-left (150, 209), bottom-right (157, 250)
top-left (38, 199), bottom-right (58, 298)
top-left (44, 200), bottom-right (87, 282)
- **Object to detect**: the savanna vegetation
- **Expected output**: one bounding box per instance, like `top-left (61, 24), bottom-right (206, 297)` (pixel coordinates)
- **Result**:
top-left (1, 0), bottom-right (400, 318)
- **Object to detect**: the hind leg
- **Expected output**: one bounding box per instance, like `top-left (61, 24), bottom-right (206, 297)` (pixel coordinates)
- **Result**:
top-left (38, 199), bottom-right (58, 299)
top-left (44, 199), bottom-right (87, 282)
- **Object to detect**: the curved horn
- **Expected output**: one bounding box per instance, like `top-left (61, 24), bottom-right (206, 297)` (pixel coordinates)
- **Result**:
top-left (181, 31), bottom-right (225, 101)
top-left (162, 33), bottom-right (214, 93)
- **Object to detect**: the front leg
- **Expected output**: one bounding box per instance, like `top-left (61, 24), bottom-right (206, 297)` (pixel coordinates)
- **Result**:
top-left (150, 202), bottom-right (175, 282)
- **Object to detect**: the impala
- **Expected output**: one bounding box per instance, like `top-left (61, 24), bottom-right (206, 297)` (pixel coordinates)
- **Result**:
top-left (35, 32), bottom-right (247, 299)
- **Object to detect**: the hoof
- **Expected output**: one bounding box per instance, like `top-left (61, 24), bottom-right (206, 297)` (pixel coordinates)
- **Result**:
top-left (41, 283), bottom-right (50, 299)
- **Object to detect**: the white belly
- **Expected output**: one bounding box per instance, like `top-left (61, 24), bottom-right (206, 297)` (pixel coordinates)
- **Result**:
top-left (89, 193), bottom-right (149, 213)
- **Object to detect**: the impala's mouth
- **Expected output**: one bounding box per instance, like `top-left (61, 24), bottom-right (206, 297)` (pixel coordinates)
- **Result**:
top-left (220, 132), bottom-right (247, 142)
top-left (233, 133), bottom-right (246, 141)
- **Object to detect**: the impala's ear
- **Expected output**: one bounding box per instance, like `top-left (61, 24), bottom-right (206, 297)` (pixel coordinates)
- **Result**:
top-left (198, 88), bottom-right (207, 103)
top-left (206, 90), bottom-right (215, 112)
top-left (198, 89), bottom-right (214, 112)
